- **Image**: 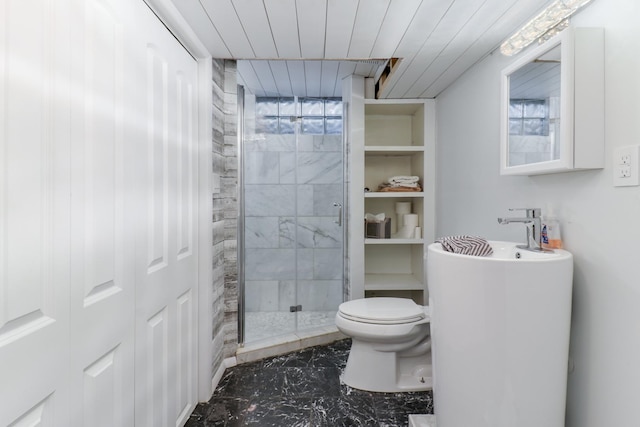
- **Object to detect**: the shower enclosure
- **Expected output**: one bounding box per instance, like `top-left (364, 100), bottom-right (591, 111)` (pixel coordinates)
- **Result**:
top-left (240, 95), bottom-right (345, 344)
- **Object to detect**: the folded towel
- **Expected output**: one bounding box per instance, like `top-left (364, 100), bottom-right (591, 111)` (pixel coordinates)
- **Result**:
top-left (378, 183), bottom-right (422, 192)
top-left (435, 235), bottom-right (493, 257)
top-left (365, 212), bottom-right (386, 222)
top-left (392, 182), bottom-right (419, 188)
top-left (388, 175), bottom-right (420, 185)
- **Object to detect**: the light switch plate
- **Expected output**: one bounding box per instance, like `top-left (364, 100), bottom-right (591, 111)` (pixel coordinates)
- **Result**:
top-left (613, 145), bottom-right (640, 187)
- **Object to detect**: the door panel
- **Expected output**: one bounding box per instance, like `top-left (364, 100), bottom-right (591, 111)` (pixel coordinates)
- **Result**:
top-left (146, 45), bottom-right (170, 274)
top-left (176, 290), bottom-right (195, 421)
top-left (134, 1), bottom-right (199, 425)
top-left (8, 396), bottom-right (54, 427)
top-left (79, 0), bottom-right (124, 305)
top-left (145, 308), bottom-right (169, 427)
top-left (176, 73), bottom-right (195, 261)
top-left (82, 346), bottom-right (124, 427)
top-left (294, 128), bottom-right (344, 331)
top-left (68, 0), bottom-right (135, 425)
top-left (242, 98), bottom-right (344, 343)
top-left (0, 0), bottom-right (71, 424)
top-left (2, 0), bottom-right (56, 337)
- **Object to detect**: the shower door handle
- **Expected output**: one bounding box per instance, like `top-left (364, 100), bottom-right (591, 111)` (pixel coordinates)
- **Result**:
top-left (333, 202), bottom-right (342, 226)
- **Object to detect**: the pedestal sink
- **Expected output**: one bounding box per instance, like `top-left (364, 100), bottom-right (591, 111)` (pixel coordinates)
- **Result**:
top-left (426, 241), bottom-right (573, 427)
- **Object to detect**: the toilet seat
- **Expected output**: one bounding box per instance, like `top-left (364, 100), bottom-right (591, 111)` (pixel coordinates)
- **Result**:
top-left (338, 297), bottom-right (426, 325)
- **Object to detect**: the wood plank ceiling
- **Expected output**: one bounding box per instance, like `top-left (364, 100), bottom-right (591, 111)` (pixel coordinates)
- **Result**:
top-left (170, 0), bottom-right (559, 98)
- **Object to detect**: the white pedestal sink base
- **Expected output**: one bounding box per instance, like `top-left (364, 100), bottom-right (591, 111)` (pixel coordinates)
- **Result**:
top-left (426, 241), bottom-right (573, 427)
top-left (409, 414), bottom-right (437, 427)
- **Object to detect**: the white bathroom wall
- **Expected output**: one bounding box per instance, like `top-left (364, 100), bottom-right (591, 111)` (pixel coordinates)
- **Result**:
top-left (435, 0), bottom-right (640, 426)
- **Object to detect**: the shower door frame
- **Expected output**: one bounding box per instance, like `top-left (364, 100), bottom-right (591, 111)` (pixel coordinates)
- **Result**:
top-left (238, 94), bottom-right (346, 345)
top-left (237, 85), bottom-right (246, 345)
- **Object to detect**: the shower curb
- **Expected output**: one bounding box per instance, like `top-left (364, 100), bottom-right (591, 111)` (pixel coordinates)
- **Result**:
top-left (236, 328), bottom-right (346, 365)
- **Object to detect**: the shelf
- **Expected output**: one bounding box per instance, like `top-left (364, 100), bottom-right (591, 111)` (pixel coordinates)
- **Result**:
top-left (365, 238), bottom-right (424, 244)
top-left (365, 146), bottom-right (424, 155)
top-left (364, 101), bottom-right (425, 115)
top-left (364, 273), bottom-right (424, 291)
top-left (365, 192), bottom-right (424, 198)
top-left (344, 88), bottom-right (433, 302)
top-left (364, 149), bottom-right (424, 191)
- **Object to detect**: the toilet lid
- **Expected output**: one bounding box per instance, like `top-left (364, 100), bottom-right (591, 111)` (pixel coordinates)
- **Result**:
top-left (338, 297), bottom-right (426, 325)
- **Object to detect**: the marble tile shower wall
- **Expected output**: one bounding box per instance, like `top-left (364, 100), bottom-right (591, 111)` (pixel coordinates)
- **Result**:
top-left (211, 59), bottom-right (239, 374)
top-left (211, 59), bottom-right (225, 377)
top-left (221, 61), bottom-right (239, 359)
top-left (244, 133), bottom-right (344, 313)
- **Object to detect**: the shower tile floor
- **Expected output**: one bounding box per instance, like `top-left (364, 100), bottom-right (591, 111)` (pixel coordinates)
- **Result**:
top-left (244, 311), bottom-right (337, 343)
top-left (185, 339), bottom-right (434, 426)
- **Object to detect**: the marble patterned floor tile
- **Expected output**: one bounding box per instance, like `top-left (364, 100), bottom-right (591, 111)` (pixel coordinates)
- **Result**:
top-left (309, 393), bottom-right (378, 426)
top-left (262, 347), bottom-right (315, 368)
top-left (189, 339), bottom-right (433, 427)
top-left (281, 367), bottom-right (342, 398)
top-left (184, 402), bottom-right (213, 425)
top-left (242, 397), bottom-right (314, 426)
top-left (184, 398), bottom-right (250, 427)
top-left (214, 362), bottom-right (282, 399)
top-left (309, 340), bottom-right (350, 369)
top-left (373, 391), bottom-right (435, 427)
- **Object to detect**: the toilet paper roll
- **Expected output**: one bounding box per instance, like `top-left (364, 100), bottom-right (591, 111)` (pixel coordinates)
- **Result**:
top-left (395, 226), bottom-right (415, 239)
top-left (404, 214), bottom-right (419, 229)
top-left (395, 202), bottom-right (412, 215)
top-left (414, 227), bottom-right (422, 239)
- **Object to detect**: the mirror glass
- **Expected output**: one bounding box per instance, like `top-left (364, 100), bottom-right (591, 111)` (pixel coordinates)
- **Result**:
top-left (507, 45), bottom-right (561, 167)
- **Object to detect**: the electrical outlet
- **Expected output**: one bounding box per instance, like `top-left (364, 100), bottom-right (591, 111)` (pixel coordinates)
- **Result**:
top-left (614, 145), bottom-right (640, 187)
top-left (620, 165), bottom-right (631, 177)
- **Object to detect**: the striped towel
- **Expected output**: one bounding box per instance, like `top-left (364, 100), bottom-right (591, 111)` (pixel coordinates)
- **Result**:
top-left (435, 235), bottom-right (493, 257)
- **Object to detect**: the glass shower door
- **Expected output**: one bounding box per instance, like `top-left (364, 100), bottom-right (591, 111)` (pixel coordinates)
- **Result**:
top-left (242, 96), bottom-right (344, 344)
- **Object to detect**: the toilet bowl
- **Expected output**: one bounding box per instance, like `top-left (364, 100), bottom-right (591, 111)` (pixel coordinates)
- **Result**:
top-left (335, 297), bottom-right (432, 392)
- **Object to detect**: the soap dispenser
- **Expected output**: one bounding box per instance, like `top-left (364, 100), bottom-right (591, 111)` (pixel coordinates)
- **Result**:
top-left (542, 208), bottom-right (563, 249)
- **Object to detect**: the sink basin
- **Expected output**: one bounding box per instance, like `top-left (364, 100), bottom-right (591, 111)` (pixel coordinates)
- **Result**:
top-left (437, 239), bottom-right (572, 261)
top-left (426, 241), bottom-right (573, 427)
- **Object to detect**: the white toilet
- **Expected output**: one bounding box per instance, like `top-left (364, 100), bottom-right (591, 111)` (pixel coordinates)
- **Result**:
top-left (335, 297), bottom-right (432, 392)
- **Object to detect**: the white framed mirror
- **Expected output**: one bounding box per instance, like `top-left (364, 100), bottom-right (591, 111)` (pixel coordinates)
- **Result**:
top-left (500, 27), bottom-right (604, 175)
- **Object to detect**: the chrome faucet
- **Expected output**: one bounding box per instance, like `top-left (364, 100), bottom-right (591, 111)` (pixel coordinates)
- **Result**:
top-left (498, 208), bottom-right (551, 252)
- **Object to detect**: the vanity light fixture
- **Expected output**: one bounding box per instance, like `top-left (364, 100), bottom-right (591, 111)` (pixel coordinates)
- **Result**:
top-left (500, 0), bottom-right (595, 56)
top-left (536, 19), bottom-right (570, 45)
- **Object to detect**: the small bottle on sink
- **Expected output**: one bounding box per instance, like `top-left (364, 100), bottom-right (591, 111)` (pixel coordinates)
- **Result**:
top-left (541, 210), bottom-right (563, 249)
